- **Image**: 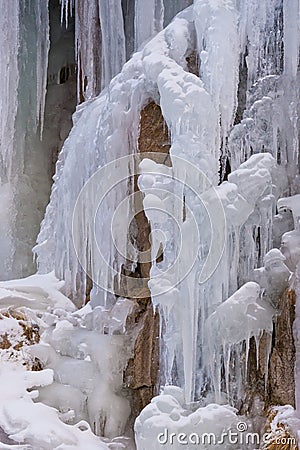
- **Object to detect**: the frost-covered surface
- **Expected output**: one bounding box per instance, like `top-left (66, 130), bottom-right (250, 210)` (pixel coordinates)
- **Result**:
top-left (0, 274), bottom-right (133, 449)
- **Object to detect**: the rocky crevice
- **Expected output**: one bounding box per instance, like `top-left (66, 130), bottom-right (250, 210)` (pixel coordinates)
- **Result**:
top-left (242, 287), bottom-right (297, 446)
top-left (123, 100), bottom-right (171, 429)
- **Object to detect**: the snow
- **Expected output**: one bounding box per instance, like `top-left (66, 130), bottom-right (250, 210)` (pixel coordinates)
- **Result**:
top-left (0, 273), bottom-right (75, 312)
top-left (0, 274), bottom-right (133, 448)
top-left (135, 387), bottom-right (241, 450)
top-left (0, 366), bottom-right (110, 450)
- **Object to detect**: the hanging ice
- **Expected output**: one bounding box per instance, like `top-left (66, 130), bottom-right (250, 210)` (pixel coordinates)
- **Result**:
top-left (0, 1), bottom-right (50, 281)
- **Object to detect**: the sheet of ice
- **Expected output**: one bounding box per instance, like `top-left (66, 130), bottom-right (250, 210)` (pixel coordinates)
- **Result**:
top-left (194, 0), bottom-right (239, 136)
top-left (32, 0), bottom-right (300, 424)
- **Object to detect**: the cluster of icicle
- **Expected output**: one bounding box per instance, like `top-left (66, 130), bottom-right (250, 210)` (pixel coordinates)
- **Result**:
top-left (37, 0), bottom-right (300, 401)
top-left (0, 0), bottom-right (49, 276)
top-left (0, 0), bottom-right (192, 282)
top-left (1, 0), bottom-right (300, 447)
top-left (60, 0), bottom-right (193, 101)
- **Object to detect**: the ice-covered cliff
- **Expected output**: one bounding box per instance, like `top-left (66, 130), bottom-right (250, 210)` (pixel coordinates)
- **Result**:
top-left (1, 0), bottom-right (300, 448)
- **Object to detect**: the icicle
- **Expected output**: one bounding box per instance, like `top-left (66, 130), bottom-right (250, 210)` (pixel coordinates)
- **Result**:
top-left (254, 334), bottom-right (260, 371)
top-left (245, 335), bottom-right (250, 377)
top-left (75, 0), bottom-right (102, 101)
top-left (264, 332), bottom-right (273, 390)
top-left (0, 0), bottom-right (19, 179)
top-left (135, 0), bottom-right (164, 50)
top-left (223, 343), bottom-right (231, 400)
top-left (99, 0), bottom-right (126, 89)
top-left (35, 0), bottom-right (50, 139)
top-left (60, 0), bottom-right (74, 28)
top-left (283, 0), bottom-right (300, 77)
top-left (194, 0), bottom-right (240, 136)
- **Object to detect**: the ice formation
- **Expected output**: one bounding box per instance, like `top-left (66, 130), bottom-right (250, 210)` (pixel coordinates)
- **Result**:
top-left (60, 0), bottom-right (193, 100)
top-left (35, 0), bottom-right (300, 414)
top-left (206, 282), bottom-right (274, 401)
top-left (1, 0), bottom-right (300, 448)
top-left (0, 1), bottom-right (50, 280)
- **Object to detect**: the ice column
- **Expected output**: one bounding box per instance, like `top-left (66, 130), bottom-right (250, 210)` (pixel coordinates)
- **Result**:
top-left (0, 0), bottom-right (50, 280)
top-left (135, 0), bottom-right (164, 50)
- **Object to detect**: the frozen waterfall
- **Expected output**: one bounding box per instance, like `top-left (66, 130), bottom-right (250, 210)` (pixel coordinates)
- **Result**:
top-left (0, 0), bottom-right (300, 449)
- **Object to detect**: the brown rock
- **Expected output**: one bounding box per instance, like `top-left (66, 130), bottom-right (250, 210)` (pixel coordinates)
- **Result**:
top-left (122, 100), bottom-right (170, 426)
top-left (243, 289), bottom-right (296, 421)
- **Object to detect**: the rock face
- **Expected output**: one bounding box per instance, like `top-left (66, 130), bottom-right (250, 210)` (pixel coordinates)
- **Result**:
top-left (244, 288), bottom-right (296, 441)
top-left (268, 289), bottom-right (296, 407)
top-left (138, 101), bottom-right (171, 160)
top-left (123, 100), bottom-right (171, 427)
top-left (125, 302), bottom-right (160, 426)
